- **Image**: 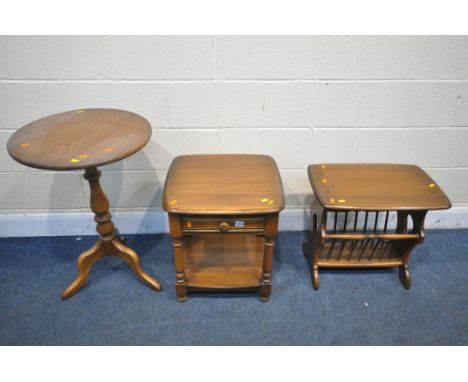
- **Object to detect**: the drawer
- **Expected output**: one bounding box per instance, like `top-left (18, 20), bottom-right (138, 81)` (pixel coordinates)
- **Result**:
top-left (182, 215), bottom-right (265, 234)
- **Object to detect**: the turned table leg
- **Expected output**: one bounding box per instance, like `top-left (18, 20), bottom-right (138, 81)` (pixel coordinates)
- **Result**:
top-left (61, 167), bottom-right (161, 300)
top-left (169, 213), bottom-right (188, 302)
top-left (260, 214), bottom-right (279, 302)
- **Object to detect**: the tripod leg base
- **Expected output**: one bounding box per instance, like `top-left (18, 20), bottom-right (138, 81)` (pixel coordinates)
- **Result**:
top-left (61, 241), bottom-right (105, 300)
top-left (112, 238), bottom-right (162, 292)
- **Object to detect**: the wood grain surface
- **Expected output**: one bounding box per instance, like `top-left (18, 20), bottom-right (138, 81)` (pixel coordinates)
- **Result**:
top-left (7, 108), bottom-right (151, 171)
top-left (308, 163), bottom-right (451, 211)
top-left (163, 154), bottom-right (285, 215)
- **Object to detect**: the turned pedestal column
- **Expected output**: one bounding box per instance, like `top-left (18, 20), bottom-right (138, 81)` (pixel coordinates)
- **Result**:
top-left (61, 167), bottom-right (161, 299)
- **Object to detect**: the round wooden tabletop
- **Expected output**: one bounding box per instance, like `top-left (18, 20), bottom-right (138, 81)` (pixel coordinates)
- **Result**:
top-left (7, 108), bottom-right (151, 171)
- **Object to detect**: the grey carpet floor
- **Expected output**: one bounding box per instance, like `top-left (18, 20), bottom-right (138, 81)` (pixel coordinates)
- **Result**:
top-left (0, 230), bottom-right (467, 345)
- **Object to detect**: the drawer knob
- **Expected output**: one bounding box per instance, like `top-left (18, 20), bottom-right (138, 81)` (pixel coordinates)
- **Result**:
top-left (218, 222), bottom-right (230, 232)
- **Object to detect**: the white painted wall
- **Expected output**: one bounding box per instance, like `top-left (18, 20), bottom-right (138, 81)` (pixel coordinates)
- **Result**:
top-left (1, 36), bottom-right (467, 235)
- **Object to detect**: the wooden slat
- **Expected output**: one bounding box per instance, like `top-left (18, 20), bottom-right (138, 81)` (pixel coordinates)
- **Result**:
top-left (363, 211), bottom-right (369, 233)
top-left (337, 239), bottom-right (347, 261)
top-left (343, 211), bottom-right (348, 232)
top-left (318, 240), bottom-right (402, 267)
top-left (324, 232), bottom-right (420, 240)
top-left (373, 212), bottom-right (379, 233)
top-left (368, 238), bottom-right (381, 260)
top-left (318, 258), bottom-right (403, 268)
top-left (348, 240), bottom-right (358, 261)
top-left (357, 239), bottom-right (370, 260)
top-left (383, 211), bottom-right (390, 232)
top-left (337, 211), bottom-right (349, 261)
top-left (353, 211), bottom-right (358, 232)
top-left (326, 239), bottom-right (337, 260)
top-left (379, 240), bottom-right (390, 261)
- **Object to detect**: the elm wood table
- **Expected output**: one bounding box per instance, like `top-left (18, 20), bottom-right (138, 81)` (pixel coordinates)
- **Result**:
top-left (7, 108), bottom-right (162, 299)
top-left (162, 154), bottom-right (285, 302)
top-left (302, 164), bottom-right (451, 290)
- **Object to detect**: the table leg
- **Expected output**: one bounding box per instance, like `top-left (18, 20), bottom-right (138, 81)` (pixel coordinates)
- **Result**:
top-left (61, 240), bottom-right (106, 299)
top-left (61, 167), bottom-right (161, 300)
top-left (260, 214), bottom-right (279, 302)
top-left (309, 239), bottom-right (323, 291)
top-left (169, 214), bottom-right (187, 302)
top-left (303, 209), bottom-right (326, 290)
top-left (173, 237), bottom-right (187, 302)
top-left (396, 210), bottom-right (427, 289)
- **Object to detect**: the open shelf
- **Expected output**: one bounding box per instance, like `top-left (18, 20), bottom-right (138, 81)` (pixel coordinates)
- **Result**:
top-left (182, 233), bottom-right (264, 289)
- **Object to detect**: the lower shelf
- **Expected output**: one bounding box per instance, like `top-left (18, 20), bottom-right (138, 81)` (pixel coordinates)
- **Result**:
top-left (182, 233), bottom-right (264, 289)
top-left (317, 239), bottom-right (403, 268)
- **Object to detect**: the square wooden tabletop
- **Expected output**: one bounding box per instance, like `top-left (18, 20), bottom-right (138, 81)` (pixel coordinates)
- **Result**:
top-left (308, 163), bottom-right (451, 211)
top-left (163, 154), bottom-right (285, 215)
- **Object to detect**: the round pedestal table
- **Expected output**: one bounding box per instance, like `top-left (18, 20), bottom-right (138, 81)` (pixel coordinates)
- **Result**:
top-left (7, 108), bottom-right (162, 299)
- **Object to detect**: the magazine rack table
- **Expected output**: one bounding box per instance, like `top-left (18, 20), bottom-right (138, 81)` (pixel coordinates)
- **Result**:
top-left (163, 154), bottom-right (285, 302)
top-left (303, 164), bottom-right (451, 290)
top-left (7, 108), bottom-right (162, 299)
